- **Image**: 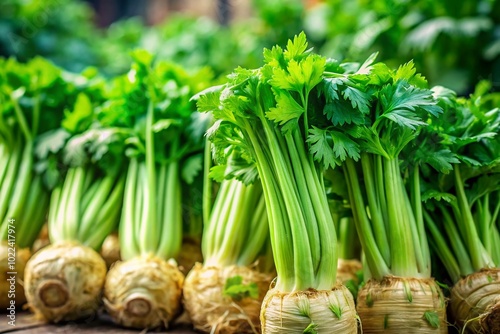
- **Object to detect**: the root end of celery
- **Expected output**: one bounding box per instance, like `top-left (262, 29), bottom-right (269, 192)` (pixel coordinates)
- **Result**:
top-left (125, 294), bottom-right (152, 317)
top-left (38, 280), bottom-right (69, 308)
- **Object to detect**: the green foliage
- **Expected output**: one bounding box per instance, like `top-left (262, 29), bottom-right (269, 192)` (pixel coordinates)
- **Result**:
top-left (307, 53), bottom-right (442, 171)
top-left (0, 0), bottom-right (100, 73)
top-left (420, 82), bottom-right (500, 281)
top-left (303, 322), bottom-right (319, 334)
top-left (423, 310), bottom-right (440, 329)
top-left (328, 303), bottom-right (342, 319)
top-left (223, 275), bottom-right (259, 301)
top-left (304, 0), bottom-right (500, 94)
top-left (3, 0), bottom-right (496, 95)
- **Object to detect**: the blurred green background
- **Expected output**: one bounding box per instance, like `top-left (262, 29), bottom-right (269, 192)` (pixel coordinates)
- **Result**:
top-left (0, 0), bottom-right (499, 94)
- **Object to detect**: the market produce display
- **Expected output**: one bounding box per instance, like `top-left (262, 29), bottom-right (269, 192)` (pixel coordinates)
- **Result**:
top-left (0, 0), bottom-right (499, 333)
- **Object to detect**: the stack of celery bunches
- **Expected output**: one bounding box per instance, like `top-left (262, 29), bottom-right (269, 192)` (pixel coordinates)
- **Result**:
top-left (0, 33), bottom-right (499, 334)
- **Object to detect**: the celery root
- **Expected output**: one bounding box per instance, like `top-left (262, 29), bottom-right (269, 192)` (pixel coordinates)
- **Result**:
top-left (24, 241), bottom-right (106, 322)
top-left (182, 173), bottom-right (274, 333)
top-left (104, 255), bottom-right (184, 329)
top-left (183, 263), bottom-right (273, 334)
top-left (450, 269), bottom-right (500, 333)
top-left (100, 232), bottom-right (120, 268)
top-left (260, 284), bottom-right (358, 333)
top-left (356, 276), bottom-right (447, 333)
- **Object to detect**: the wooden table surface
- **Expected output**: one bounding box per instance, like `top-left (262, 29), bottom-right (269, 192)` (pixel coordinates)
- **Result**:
top-left (0, 310), bottom-right (199, 334)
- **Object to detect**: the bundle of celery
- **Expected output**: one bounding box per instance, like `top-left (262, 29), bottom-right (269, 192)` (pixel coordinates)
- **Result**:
top-left (103, 51), bottom-right (212, 330)
top-left (0, 57), bottom-right (79, 309)
top-left (422, 82), bottom-right (500, 333)
top-left (24, 71), bottom-right (128, 322)
top-left (183, 145), bottom-right (274, 333)
top-left (197, 33), bottom-right (358, 333)
top-left (319, 54), bottom-right (449, 332)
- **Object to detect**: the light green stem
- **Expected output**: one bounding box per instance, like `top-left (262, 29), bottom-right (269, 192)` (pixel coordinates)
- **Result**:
top-left (157, 161), bottom-right (183, 260)
top-left (384, 157), bottom-right (417, 277)
top-left (344, 158), bottom-right (389, 281)
top-left (454, 166), bottom-right (488, 270)
top-left (360, 154), bottom-right (390, 264)
top-left (120, 158), bottom-right (140, 261)
top-left (140, 100), bottom-right (158, 253)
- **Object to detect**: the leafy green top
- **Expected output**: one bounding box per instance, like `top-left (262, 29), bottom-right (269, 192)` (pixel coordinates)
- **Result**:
top-left (419, 82), bottom-right (500, 280)
top-left (309, 53), bottom-right (442, 169)
top-left (99, 50), bottom-right (212, 167)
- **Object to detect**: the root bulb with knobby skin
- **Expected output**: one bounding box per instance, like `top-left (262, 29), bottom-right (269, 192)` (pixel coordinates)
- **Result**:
top-left (183, 263), bottom-right (273, 334)
top-left (260, 284), bottom-right (358, 334)
top-left (0, 242), bottom-right (31, 308)
top-left (24, 241), bottom-right (107, 322)
top-left (356, 276), bottom-right (447, 333)
top-left (100, 233), bottom-right (120, 269)
top-left (103, 255), bottom-right (184, 329)
top-left (450, 268), bottom-right (500, 333)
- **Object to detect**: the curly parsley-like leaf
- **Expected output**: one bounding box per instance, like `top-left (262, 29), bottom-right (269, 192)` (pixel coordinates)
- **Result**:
top-left (266, 91), bottom-right (304, 126)
top-left (324, 100), bottom-right (365, 126)
top-left (307, 126), bottom-right (338, 169)
top-left (379, 80), bottom-right (442, 130)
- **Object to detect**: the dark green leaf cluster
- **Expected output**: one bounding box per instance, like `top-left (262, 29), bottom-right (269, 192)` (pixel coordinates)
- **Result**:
top-left (310, 56), bottom-right (441, 168)
top-left (0, 56), bottom-right (109, 188)
top-left (0, 57), bottom-right (88, 141)
top-left (420, 81), bottom-right (500, 200)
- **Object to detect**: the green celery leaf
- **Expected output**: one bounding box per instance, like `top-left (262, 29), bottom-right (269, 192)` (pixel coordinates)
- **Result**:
top-left (342, 85), bottom-right (371, 114)
top-left (421, 189), bottom-right (456, 203)
top-left (324, 100), bottom-right (364, 126)
top-left (266, 91), bottom-right (304, 126)
top-left (223, 276), bottom-right (259, 301)
top-left (415, 147), bottom-right (460, 173)
top-left (61, 93), bottom-right (93, 133)
top-left (308, 126), bottom-right (361, 168)
top-left (330, 130), bottom-right (360, 162)
top-left (423, 310), bottom-right (440, 329)
top-left (182, 154), bottom-right (203, 184)
top-left (355, 52), bottom-right (379, 74)
top-left (196, 89), bottom-right (222, 113)
top-left (466, 174), bottom-right (500, 206)
top-left (307, 126), bottom-right (339, 169)
top-left (393, 61), bottom-right (428, 88)
top-left (379, 81), bottom-right (441, 130)
top-left (208, 164), bottom-right (227, 183)
top-left (284, 31), bottom-right (308, 61)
